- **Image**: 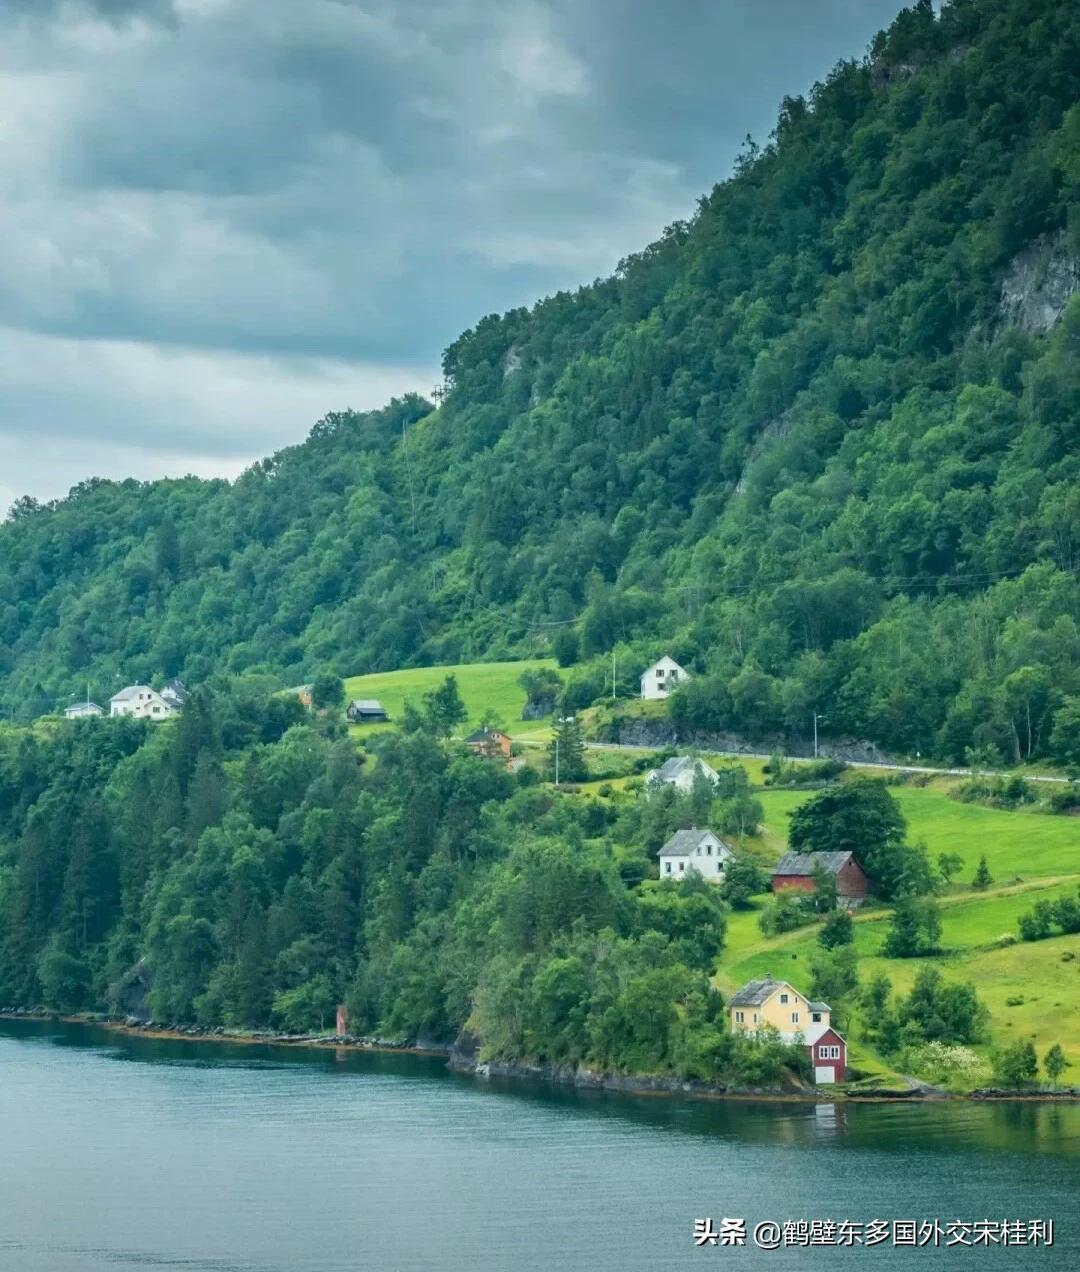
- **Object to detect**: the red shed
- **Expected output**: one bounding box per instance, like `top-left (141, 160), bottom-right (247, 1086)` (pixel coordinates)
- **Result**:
top-left (807, 1025), bottom-right (847, 1084)
top-left (771, 850), bottom-right (869, 901)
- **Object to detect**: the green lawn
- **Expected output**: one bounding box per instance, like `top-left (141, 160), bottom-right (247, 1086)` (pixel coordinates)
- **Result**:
top-left (342, 659), bottom-right (556, 739)
top-left (756, 784), bottom-right (1079, 880)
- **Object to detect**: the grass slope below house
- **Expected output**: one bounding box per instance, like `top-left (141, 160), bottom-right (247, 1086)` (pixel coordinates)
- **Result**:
top-left (343, 659), bottom-right (557, 739)
top-left (717, 879), bottom-right (1080, 1076)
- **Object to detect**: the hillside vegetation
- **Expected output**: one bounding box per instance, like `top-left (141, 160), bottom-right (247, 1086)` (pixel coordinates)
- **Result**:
top-left (1, 0), bottom-right (1078, 767)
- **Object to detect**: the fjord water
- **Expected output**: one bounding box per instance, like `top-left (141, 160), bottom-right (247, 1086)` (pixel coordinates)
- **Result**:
top-left (0, 1020), bottom-right (1077, 1272)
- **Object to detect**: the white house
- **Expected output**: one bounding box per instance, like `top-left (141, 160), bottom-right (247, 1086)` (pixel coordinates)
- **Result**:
top-left (640, 655), bottom-right (690, 700)
top-left (644, 755), bottom-right (720, 793)
top-left (64, 701), bottom-right (104, 719)
top-left (659, 827), bottom-right (734, 882)
top-left (110, 685), bottom-right (175, 721)
top-left (160, 679), bottom-right (189, 710)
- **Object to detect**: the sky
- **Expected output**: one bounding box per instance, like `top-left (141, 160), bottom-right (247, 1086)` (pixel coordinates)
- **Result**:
top-left (0, 0), bottom-right (903, 510)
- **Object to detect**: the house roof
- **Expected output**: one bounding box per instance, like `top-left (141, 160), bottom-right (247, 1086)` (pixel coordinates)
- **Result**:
top-left (797, 1022), bottom-right (845, 1047)
top-left (110, 685), bottom-right (152, 702)
top-left (653, 755), bottom-right (717, 782)
top-left (659, 828), bottom-right (732, 858)
top-left (641, 655), bottom-right (687, 677)
top-left (773, 851), bottom-right (857, 878)
top-left (162, 678), bottom-right (189, 702)
top-left (465, 728), bottom-right (507, 743)
top-left (729, 977), bottom-right (792, 1007)
top-left (349, 699), bottom-right (385, 711)
top-left (65, 702), bottom-right (103, 714)
top-left (808, 1001), bottom-right (831, 1014)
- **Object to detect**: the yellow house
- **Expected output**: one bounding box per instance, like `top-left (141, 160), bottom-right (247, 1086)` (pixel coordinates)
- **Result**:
top-left (728, 976), bottom-right (831, 1035)
top-left (728, 976), bottom-right (848, 1083)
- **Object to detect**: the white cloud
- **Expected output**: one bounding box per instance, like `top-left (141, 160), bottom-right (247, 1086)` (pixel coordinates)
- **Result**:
top-left (0, 326), bottom-right (435, 506)
top-left (0, 0), bottom-right (903, 501)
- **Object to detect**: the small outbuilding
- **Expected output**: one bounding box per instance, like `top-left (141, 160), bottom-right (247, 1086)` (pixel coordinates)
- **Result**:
top-left (64, 701), bottom-right (104, 719)
top-left (771, 850), bottom-right (869, 902)
top-left (347, 698), bottom-right (389, 724)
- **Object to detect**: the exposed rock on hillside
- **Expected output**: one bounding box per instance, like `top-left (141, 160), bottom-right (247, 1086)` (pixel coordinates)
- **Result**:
top-left (999, 232), bottom-right (1080, 333)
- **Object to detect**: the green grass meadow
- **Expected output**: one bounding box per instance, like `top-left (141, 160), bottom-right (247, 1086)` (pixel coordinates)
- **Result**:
top-left (343, 659), bottom-right (556, 740)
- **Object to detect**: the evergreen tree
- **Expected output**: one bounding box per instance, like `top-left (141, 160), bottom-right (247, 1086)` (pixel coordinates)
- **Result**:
top-left (548, 716), bottom-right (587, 783)
top-left (818, 908), bottom-right (854, 948)
top-left (883, 895), bottom-right (942, 958)
top-left (971, 855), bottom-right (993, 890)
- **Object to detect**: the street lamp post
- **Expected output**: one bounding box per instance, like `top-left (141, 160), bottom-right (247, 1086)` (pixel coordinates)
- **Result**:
top-left (813, 711), bottom-right (827, 759)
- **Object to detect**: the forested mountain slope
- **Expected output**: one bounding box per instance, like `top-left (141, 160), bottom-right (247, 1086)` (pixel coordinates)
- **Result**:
top-left (2, 0), bottom-right (1078, 764)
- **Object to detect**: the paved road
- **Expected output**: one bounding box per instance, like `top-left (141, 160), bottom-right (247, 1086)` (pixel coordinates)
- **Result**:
top-left (512, 735), bottom-right (1070, 784)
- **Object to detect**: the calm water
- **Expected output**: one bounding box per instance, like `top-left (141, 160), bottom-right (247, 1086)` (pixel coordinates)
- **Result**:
top-left (0, 1019), bottom-right (1077, 1272)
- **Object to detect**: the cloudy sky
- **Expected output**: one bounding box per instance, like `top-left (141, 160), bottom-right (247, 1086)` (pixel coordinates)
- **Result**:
top-left (0, 0), bottom-right (901, 510)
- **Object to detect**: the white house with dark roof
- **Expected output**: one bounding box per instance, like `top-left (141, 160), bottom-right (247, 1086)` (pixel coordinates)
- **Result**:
top-left (640, 655), bottom-right (690, 700)
top-left (644, 755), bottom-right (720, 794)
top-left (109, 685), bottom-right (175, 721)
top-left (659, 828), bottom-right (734, 882)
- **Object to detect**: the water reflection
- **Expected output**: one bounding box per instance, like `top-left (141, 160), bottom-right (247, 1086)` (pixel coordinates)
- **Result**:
top-left (3, 1017), bottom-right (1078, 1162)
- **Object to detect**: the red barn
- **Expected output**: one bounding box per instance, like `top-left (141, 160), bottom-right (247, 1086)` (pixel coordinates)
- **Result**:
top-left (771, 850), bottom-right (869, 901)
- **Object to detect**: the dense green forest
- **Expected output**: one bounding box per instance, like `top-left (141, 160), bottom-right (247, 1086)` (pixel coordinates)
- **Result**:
top-left (2, 0), bottom-right (1078, 764)
top-left (0, 688), bottom-right (803, 1083)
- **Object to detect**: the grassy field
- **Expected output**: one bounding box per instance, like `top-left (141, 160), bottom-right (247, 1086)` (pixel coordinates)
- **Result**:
top-left (342, 659), bottom-right (556, 740)
top-left (755, 783), bottom-right (1079, 881)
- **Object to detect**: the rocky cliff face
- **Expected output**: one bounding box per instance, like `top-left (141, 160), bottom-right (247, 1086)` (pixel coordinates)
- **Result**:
top-left (999, 232), bottom-right (1080, 333)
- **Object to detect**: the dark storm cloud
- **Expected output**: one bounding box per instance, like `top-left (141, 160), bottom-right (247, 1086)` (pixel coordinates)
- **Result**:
top-left (0, 0), bottom-right (901, 503)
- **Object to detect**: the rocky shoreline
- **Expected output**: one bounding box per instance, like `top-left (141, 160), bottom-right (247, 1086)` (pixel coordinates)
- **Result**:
top-left (3, 1009), bottom-right (1077, 1103)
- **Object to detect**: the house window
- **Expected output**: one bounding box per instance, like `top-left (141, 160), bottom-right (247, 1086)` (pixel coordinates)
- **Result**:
top-left (678, 862), bottom-right (685, 872)
top-left (812, 1012), bottom-right (822, 1023)
top-left (656, 669), bottom-right (664, 678)
top-left (791, 1012), bottom-right (799, 1024)
top-left (705, 844), bottom-right (712, 855)
top-left (779, 993), bottom-right (789, 1004)
top-left (735, 1011), bottom-right (744, 1024)
top-left (818, 1045), bottom-right (840, 1060)
top-left (664, 862), bottom-right (672, 874)
top-left (752, 1013), bottom-right (758, 1024)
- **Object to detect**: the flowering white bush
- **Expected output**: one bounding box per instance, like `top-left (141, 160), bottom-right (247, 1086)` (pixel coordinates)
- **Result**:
top-left (904, 1041), bottom-right (990, 1082)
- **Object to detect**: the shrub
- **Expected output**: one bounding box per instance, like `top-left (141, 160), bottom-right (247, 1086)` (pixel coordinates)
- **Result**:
top-left (993, 1040), bottom-right (1038, 1088)
top-left (1046, 784), bottom-right (1080, 815)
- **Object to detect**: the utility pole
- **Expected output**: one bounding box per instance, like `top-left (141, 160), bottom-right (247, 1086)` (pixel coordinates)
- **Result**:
top-left (554, 736), bottom-right (559, 788)
top-left (612, 649), bottom-right (616, 700)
